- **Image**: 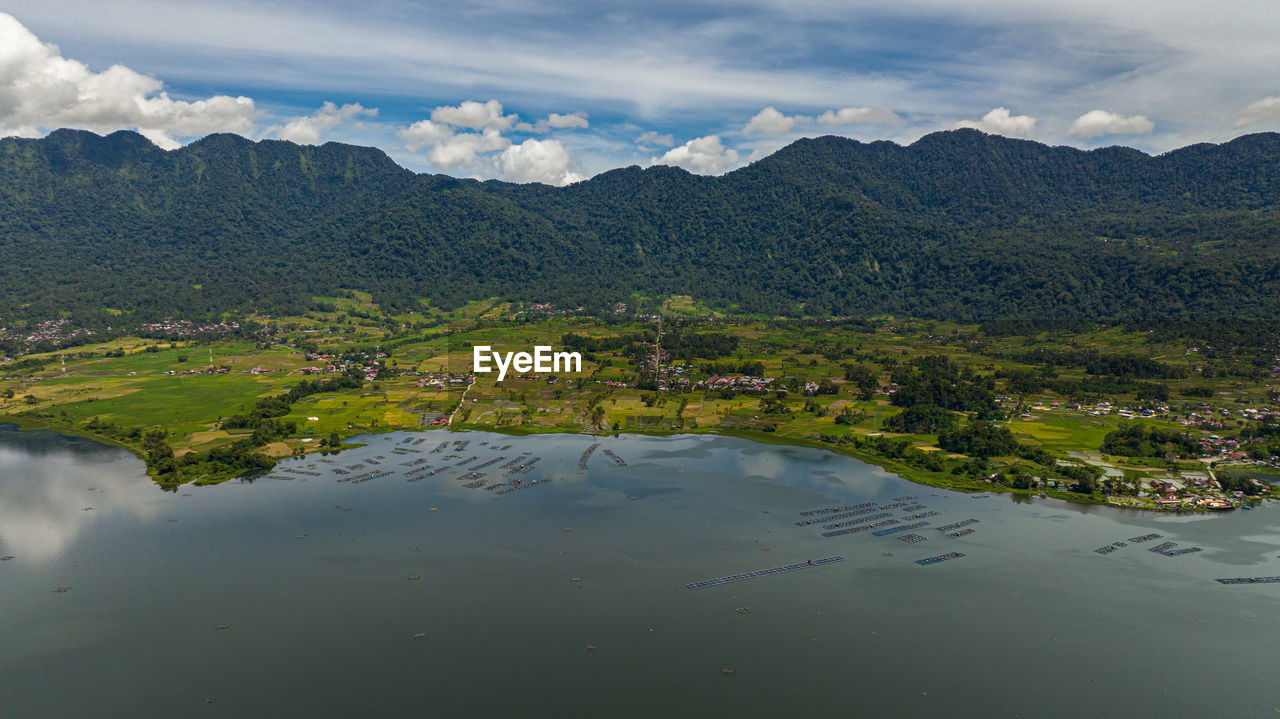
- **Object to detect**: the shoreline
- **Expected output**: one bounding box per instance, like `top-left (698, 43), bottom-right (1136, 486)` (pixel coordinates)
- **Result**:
top-left (7, 414), bottom-right (1256, 513)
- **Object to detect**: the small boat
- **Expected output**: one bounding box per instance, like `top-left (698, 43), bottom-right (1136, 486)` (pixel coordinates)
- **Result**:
top-left (412, 633), bottom-right (426, 640)
top-left (720, 668), bottom-right (735, 676)
top-left (584, 644), bottom-right (598, 652)
top-left (216, 623), bottom-right (231, 630)
top-left (735, 607), bottom-right (751, 615)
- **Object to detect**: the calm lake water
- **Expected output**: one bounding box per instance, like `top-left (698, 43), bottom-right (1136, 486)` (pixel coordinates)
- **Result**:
top-left (2, 424), bottom-right (1279, 718)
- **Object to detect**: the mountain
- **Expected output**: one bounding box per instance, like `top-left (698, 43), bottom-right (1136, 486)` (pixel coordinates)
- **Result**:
top-left (3, 127), bottom-right (1280, 321)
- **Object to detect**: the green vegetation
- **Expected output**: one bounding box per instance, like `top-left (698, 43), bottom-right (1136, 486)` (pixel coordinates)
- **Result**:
top-left (5, 129), bottom-right (1280, 321)
top-left (4, 305), bottom-right (1277, 511)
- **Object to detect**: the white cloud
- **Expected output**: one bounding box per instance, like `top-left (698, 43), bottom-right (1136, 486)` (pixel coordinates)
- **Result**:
top-left (269, 101), bottom-right (376, 145)
top-left (1234, 96), bottom-right (1280, 128)
top-left (953, 107), bottom-right (1038, 139)
top-left (1067, 109), bottom-right (1154, 138)
top-left (637, 131), bottom-right (674, 147)
top-left (0, 12), bottom-right (258, 149)
top-left (743, 106), bottom-right (807, 136)
top-left (545, 111), bottom-right (588, 129)
top-left (514, 111), bottom-right (589, 133)
top-left (398, 118), bottom-right (454, 151)
top-left (651, 135), bottom-right (741, 175)
top-left (430, 99), bottom-right (516, 131)
top-left (426, 128), bottom-right (509, 170)
top-left (816, 106), bottom-right (902, 127)
top-left (496, 138), bottom-right (582, 185)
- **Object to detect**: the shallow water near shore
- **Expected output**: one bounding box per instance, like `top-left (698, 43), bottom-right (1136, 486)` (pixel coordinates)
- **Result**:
top-left (2, 425), bottom-right (1279, 718)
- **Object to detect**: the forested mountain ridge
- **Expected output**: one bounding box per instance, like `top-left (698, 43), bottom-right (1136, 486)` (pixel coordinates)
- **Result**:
top-left (2, 127), bottom-right (1280, 321)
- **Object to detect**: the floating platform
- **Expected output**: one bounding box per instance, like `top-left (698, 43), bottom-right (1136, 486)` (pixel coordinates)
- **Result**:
top-left (892, 496), bottom-right (918, 502)
top-left (1215, 576), bottom-right (1280, 585)
top-left (1164, 547), bottom-right (1202, 556)
top-left (685, 556), bottom-right (845, 590)
top-left (822, 520), bottom-right (898, 537)
top-left (1128, 534), bottom-right (1162, 543)
top-left (935, 519), bottom-right (979, 532)
top-left (579, 443), bottom-right (599, 469)
top-left (797, 506), bottom-right (883, 527)
top-left (1148, 542), bottom-right (1177, 554)
top-left (897, 533), bottom-right (928, 544)
top-left (602, 448), bottom-right (627, 466)
top-left (471, 456), bottom-right (505, 470)
top-left (898, 505), bottom-right (928, 513)
top-left (901, 511), bottom-right (940, 521)
top-left (799, 503), bottom-right (876, 517)
top-left (947, 529), bottom-right (976, 538)
top-left (495, 478), bottom-right (551, 495)
top-left (915, 552), bottom-right (965, 566)
top-left (872, 521), bottom-right (929, 536)
top-left (821, 512), bottom-right (892, 530)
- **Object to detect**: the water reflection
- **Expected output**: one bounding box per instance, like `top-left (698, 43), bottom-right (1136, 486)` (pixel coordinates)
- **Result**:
top-left (0, 427), bottom-right (157, 561)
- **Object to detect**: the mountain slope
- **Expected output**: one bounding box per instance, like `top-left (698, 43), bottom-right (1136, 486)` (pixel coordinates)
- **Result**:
top-left (2, 128), bottom-right (1279, 320)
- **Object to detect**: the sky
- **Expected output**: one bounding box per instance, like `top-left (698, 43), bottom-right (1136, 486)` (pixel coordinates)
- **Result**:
top-left (2, 1), bottom-right (1279, 185)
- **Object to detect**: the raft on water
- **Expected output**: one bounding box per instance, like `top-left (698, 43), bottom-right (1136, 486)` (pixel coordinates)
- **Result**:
top-left (798, 503), bottom-right (876, 517)
top-left (872, 521), bottom-right (929, 536)
top-left (821, 512), bottom-right (892, 530)
top-left (579, 443), bottom-right (600, 469)
top-left (915, 552), bottom-right (965, 566)
top-left (797, 506), bottom-right (883, 527)
top-left (822, 519), bottom-right (898, 537)
top-left (685, 556), bottom-right (845, 590)
top-left (1215, 576), bottom-right (1280, 585)
top-left (494, 479), bottom-right (551, 495)
top-left (935, 519), bottom-right (979, 532)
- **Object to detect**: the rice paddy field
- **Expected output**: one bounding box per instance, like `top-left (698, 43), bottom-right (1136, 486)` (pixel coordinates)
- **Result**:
top-left (4, 302), bottom-right (1278, 506)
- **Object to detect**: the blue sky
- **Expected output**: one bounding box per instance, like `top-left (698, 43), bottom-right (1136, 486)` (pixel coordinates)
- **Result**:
top-left (2, 0), bottom-right (1279, 184)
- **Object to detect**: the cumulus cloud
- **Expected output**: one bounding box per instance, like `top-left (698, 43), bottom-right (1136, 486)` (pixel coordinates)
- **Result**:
top-left (398, 118), bottom-right (453, 151)
top-left (430, 99), bottom-right (516, 131)
top-left (545, 111), bottom-right (588, 129)
top-left (269, 101), bottom-right (376, 145)
top-left (514, 110), bottom-right (589, 133)
top-left (953, 107), bottom-right (1038, 139)
top-left (427, 128), bottom-right (510, 170)
top-left (1234, 96), bottom-right (1280, 128)
top-left (496, 138), bottom-right (582, 185)
top-left (651, 135), bottom-right (741, 175)
top-left (1067, 109), bottom-right (1154, 138)
top-left (0, 12), bottom-right (258, 149)
top-left (637, 130), bottom-right (674, 147)
top-left (743, 106), bottom-right (807, 136)
top-left (816, 106), bottom-right (902, 126)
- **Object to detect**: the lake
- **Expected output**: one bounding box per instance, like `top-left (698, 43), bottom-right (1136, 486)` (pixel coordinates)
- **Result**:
top-left (2, 424), bottom-right (1278, 717)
